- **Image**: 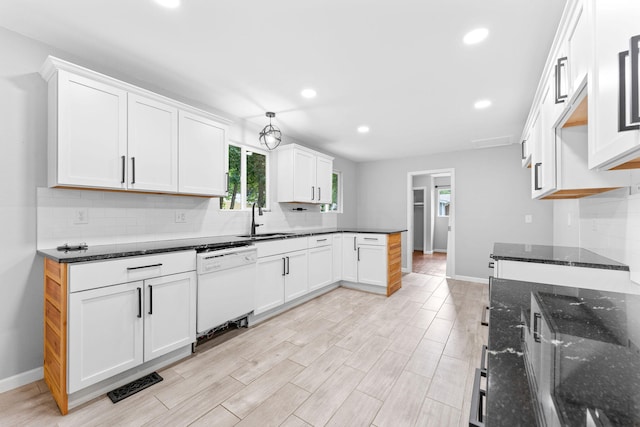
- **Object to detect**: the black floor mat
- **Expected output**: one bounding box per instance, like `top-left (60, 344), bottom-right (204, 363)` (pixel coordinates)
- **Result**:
top-left (107, 372), bottom-right (163, 403)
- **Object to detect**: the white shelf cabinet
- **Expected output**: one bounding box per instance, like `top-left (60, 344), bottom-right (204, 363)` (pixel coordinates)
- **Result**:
top-left (588, 0), bottom-right (640, 170)
top-left (178, 111), bottom-right (228, 196)
top-left (40, 56), bottom-right (231, 196)
top-left (276, 144), bottom-right (334, 204)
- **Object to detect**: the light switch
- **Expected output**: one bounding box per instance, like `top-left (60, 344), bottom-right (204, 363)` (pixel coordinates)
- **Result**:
top-left (74, 208), bottom-right (89, 224)
top-left (525, 214), bottom-right (533, 224)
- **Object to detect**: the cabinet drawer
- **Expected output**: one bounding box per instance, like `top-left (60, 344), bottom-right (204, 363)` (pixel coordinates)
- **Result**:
top-left (308, 234), bottom-right (333, 248)
top-left (69, 250), bottom-right (196, 293)
top-left (357, 234), bottom-right (387, 246)
top-left (256, 237), bottom-right (308, 258)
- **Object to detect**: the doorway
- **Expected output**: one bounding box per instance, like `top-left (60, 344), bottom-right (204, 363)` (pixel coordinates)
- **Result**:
top-left (407, 169), bottom-right (455, 277)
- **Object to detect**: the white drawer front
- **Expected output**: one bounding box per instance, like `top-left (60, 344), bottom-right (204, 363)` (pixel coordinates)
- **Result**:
top-left (69, 250), bottom-right (196, 292)
top-left (356, 234), bottom-right (387, 246)
top-left (256, 237), bottom-right (308, 258)
top-left (308, 234), bottom-right (333, 248)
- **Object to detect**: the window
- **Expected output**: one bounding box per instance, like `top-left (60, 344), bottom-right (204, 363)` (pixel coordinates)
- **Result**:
top-left (321, 171), bottom-right (342, 213)
top-left (221, 143), bottom-right (268, 210)
top-left (438, 188), bottom-right (450, 216)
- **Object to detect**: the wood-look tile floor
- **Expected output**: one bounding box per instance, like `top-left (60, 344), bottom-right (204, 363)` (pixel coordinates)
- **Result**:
top-left (412, 252), bottom-right (447, 276)
top-left (0, 273), bottom-right (488, 427)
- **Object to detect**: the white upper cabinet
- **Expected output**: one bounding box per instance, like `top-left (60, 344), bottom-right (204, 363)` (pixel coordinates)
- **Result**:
top-left (588, 0), bottom-right (640, 170)
top-left (128, 94), bottom-right (178, 193)
top-left (178, 111), bottom-right (228, 196)
top-left (276, 144), bottom-right (334, 204)
top-left (52, 70), bottom-right (128, 189)
top-left (40, 56), bottom-right (231, 196)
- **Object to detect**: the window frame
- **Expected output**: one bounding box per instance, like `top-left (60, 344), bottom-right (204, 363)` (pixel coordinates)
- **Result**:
top-left (222, 141), bottom-right (270, 211)
top-left (322, 170), bottom-right (343, 213)
top-left (437, 187), bottom-right (450, 217)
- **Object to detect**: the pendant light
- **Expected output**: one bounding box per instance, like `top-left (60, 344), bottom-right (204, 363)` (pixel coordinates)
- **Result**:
top-left (259, 112), bottom-right (282, 150)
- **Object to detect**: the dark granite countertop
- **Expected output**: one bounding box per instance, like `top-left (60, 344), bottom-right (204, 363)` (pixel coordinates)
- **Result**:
top-left (487, 277), bottom-right (640, 426)
top-left (37, 228), bottom-right (407, 263)
top-left (491, 242), bottom-right (629, 271)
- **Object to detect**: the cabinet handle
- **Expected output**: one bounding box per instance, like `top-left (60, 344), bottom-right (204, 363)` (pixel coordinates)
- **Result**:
top-left (364, 237), bottom-right (378, 241)
top-left (357, 247), bottom-right (360, 261)
top-left (318, 187), bottom-right (321, 200)
top-left (131, 157), bottom-right (136, 184)
top-left (630, 35), bottom-right (640, 123)
top-left (469, 368), bottom-right (487, 427)
top-left (127, 263), bottom-right (162, 271)
top-left (282, 258), bottom-right (286, 276)
top-left (225, 172), bottom-right (230, 193)
top-left (520, 140), bottom-right (526, 160)
top-left (488, 262), bottom-right (494, 268)
top-left (554, 56), bottom-right (568, 104)
top-left (148, 285), bottom-right (153, 315)
top-left (618, 49), bottom-right (640, 132)
top-left (317, 238), bottom-right (327, 242)
top-left (286, 256), bottom-right (290, 275)
top-left (533, 312), bottom-right (542, 343)
top-left (353, 236), bottom-right (356, 251)
top-left (534, 162), bottom-right (542, 191)
top-left (311, 186), bottom-right (315, 200)
top-left (137, 287), bottom-right (142, 318)
top-left (121, 155), bottom-right (125, 184)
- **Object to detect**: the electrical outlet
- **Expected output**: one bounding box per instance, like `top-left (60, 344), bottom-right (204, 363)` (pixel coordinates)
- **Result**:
top-left (175, 210), bottom-right (187, 223)
top-left (631, 182), bottom-right (640, 195)
top-left (74, 208), bottom-right (89, 224)
top-left (525, 214), bottom-right (533, 224)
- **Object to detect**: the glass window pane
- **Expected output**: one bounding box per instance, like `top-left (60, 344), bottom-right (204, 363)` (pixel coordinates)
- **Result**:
top-left (222, 145), bottom-right (242, 210)
top-left (246, 150), bottom-right (266, 208)
top-left (438, 189), bottom-right (450, 217)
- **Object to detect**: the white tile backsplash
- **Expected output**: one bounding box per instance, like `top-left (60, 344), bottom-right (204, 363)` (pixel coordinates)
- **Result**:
top-left (554, 187), bottom-right (640, 284)
top-left (37, 187), bottom-right (337, 249)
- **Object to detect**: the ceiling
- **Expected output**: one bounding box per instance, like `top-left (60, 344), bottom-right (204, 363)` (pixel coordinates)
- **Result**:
top-left (0, 0), bottom-right (566, 162)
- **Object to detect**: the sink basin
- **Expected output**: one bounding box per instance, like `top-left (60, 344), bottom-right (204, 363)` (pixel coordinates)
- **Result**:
top-left (237, 232), bottom-right (296, 239)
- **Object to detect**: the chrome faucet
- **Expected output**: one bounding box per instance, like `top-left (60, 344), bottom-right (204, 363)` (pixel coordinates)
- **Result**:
top-left (251, 202), bottom-right (263, 236)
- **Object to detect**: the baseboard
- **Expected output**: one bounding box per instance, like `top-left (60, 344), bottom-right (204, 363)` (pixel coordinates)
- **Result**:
top-left (433, 249), bottom-right (448, 253)
top-left (454, 275), bottom-right (489, 284)
top-left (402, 267), bottom-right (411, 273)
top-left (0, 366), bottom-right (44, 394)
top-left (423, 250), bottom-right (433, 255)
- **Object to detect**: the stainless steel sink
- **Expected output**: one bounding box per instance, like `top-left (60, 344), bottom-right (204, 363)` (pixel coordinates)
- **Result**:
top-left (236, 232), bottom-right (296, 239)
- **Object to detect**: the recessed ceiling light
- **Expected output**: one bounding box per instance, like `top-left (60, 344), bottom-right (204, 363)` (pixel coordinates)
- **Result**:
top-left (474, 99), bottom-right (492, 109)
top-left (463, 28), bottom-right (489, 45)
top-left (301, 88), bottom-right (317, 99)
top-left (357, 126), bottom-right (370, 133)
top-left (154, 0), bottom-right (180, 9)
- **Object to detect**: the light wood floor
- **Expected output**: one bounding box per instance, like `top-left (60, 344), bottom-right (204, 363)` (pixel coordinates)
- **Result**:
top-left (0, 273), bottom-right (488, 427)
top-left (412, 252), bottom-right (447, 276)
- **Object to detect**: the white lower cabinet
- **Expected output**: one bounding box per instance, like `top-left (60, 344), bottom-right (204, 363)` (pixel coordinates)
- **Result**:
top-left (284, 250), bottom-right (309, 301)
top-left (332, 234), bottom-right (342, 283)
top-left (254, 250), bottom-right (309, 314)
top-left (342, 233), bottom-right (358, 282)
top-left (308, 244), bottom-right (333, 291)
top-left (357, 245), bottom-right (387, 286)
top-left (69, 281), bottom-right (143, 393)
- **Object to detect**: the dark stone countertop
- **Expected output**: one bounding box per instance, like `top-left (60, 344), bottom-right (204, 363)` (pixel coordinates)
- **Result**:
top-left (37, 228), bottom-right (407, 263)
top-left (487, 277), bottom-right (640, 426)
top-left (491, 242), bottom-right (629, 271)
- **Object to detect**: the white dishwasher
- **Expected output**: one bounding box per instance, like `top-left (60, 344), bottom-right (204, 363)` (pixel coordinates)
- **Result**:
top-left (196, 245), bottom-right (257, 335)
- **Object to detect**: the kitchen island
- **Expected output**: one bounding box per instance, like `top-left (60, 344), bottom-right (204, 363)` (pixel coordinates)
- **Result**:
top-left (485, 277), bottom-right (640, 426)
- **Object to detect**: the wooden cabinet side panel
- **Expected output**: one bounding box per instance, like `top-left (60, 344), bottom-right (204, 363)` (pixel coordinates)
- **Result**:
top-left (387, 233), bottom-right (402, 296)
top-left (43, 258), bottom-right (68, 415)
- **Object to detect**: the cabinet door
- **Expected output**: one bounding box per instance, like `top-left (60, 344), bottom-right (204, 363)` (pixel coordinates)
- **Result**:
top-left (567, 5), bottom-right (589, 94)
top-left (255, 255), bottom-right (285, 315)
top-left (308, 245), bottom-right (333, 291)
top-left (358, 245), bottom-right (387, 287)
top-left (128, 94), bottom-right (178, 193)
top-left (178, 111), bottom-right (227, 196)
top-left (316, 156), bottom-right (333, 204)
top-left (342, 233), bottom-right (358, 282)
top-left (332, 234), bottom-right (343, 282)
top-left (589, 0), bottom-right (640, 169)
top-left (56, 70), bottom-right (127, 189)
top-left (68, 281), bottom-right (143, 393)
top-left (292, 149), bottom-right (316, 202)
top-left (284, 250), bottom-right (309, 302)
top-left (144, 271), bottom-right (196, 362)
top-left (532, 82), bottom-right (557, 198)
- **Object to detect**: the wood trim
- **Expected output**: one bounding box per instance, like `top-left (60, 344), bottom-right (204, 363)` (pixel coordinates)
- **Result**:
top-left (610, 156), bottom-right (640, 170)
top-left (541, 187), bottom-right (621, 199)
top-left (51, 185), bottom-right (218, 198)
top-left (387, 233), bottom-right (402, 297)
top-left (43, 258), bottom-right (68, 415)
top-left (562, 95), bottom-right (588, 128)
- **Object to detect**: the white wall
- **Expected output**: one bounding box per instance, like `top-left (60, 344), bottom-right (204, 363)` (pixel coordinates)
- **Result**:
top-left (553, 180), bottom-right (640, 284)
top-left (0, 27), bottom-right (357, 386)
top-left (356, 144), bottom-right (554, 279)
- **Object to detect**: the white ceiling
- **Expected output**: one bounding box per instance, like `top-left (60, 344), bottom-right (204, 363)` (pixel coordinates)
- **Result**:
top-left (0, 0), bottom-right (566, 162)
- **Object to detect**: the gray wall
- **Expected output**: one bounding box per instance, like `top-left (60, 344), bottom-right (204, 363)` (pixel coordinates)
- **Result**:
top-left (334, 156), bottom-right (358, 228)
top-left (356, 144), bottom-right (554, 279)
